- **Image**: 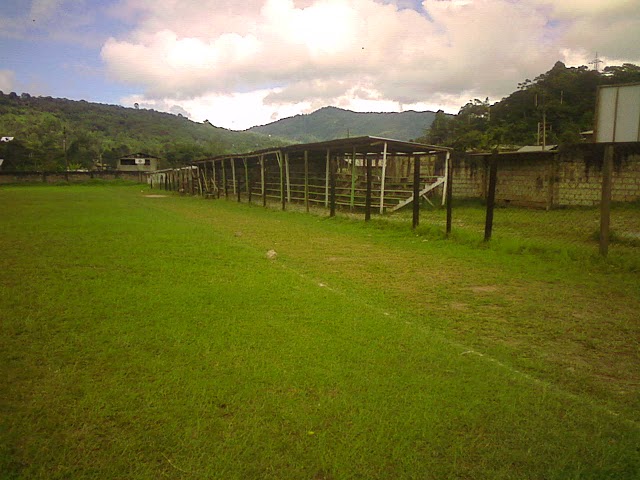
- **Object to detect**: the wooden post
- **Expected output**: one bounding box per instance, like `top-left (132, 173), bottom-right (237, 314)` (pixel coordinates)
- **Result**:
top-left (441, 151), bottom-right (449, 206)
top-left (350, 146), bottom-right (357, 210)
top-left (200, 163), bottom-right (208, 194)
top-left (379, 141), bottom-right (388, 214)
top-left (329, 154), bottom-right (337, 217)
top-left (446, 152), bottom-right (454, 236)
top-left (278, 152), bottom-right (285, 211)
top-left (365, 154), bottom-right (372, 221)
top-left (198, 167), bottom-right (204, 196)
top-left (325, 149), bottom-right (330, 207)
top-left (304, 150), bottom-right (309, 213)
top-left (236, 160), bottom-right (241, 202)
top-left (261, 155), bottom-right (266, 207)
top-left (285, 152), bottom-right (291, 202)
top-left (484, 153), bottom-right (498, 241)
top-left (546, 155), bottom-right (556, 211)
top-left (245, 158), bottom-right (251, 204)
top-left (231, 158), bottom-right (237, 196)
top-left (211, 160), bottom-right (220, 198)
top-left (599, 144), bottom-right (614, 256)
top-left (222, 159), bottom-right (228, 199)
top-left (412, 154), bottom-right (420, 229)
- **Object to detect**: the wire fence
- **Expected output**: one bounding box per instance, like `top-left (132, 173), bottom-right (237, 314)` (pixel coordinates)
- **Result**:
top-left (149, 143), bottom-right (640, 265)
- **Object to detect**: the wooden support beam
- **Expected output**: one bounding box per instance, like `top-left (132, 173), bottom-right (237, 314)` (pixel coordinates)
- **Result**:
top-left (231, 158), bottom-right (237, 196)
top-left (379, 141), bottom-right (388, 214)
top-left (236, 160), bottom-right (241, 202)
top-left (329, 154), bottom-right (337, 217)
top-left (201, 163), bottom-right (208, 194)
top-left (365, 153), bottom-right (372, 221)
top-left (388, 177), bottom-right (444, 213)
top-left (441, 151), bottom-right (449, 206)
top-left (304, 150), bottom-right (309, 213)
top-left (222, 159), bottom-right (228, 199)
top-left (446, 153), bottom-right (454, 236)
top-left (285, 152), bottom-right (291, 202)
top-left (325, 149), bottom-right (330, 207)
top-left (546, 156), bottom-right (556, 211)
top-left (212, 161), bottom-right (218, 197)
top-left (261, 155), bottom-right (266, 207)
top-left (484, 153), bottom-right (498, 241)
top-left (599, 144), bottom-right (614, 256)
top-left (244, 158), bottom-right (251, 204)
top-left (412, 154), bottom-right (420, 229)
top-left (277, 151), bottom-right (286, 210)
top-left (350, 146), bottom-right (357, 210)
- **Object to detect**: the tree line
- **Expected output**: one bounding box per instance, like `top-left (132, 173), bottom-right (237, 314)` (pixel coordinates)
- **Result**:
top-left (0, 93), bottom-right (285, 172)
top-left (419, 62), bottom-right (640, 151)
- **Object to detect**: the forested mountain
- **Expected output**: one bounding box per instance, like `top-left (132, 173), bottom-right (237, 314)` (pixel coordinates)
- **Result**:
top-left (4, 62), bottom-right (638, 172)
top-left (0, 93), bottom-right (286, 171)
top-left (247, 106), bottom-right (442, 143)
top-left (419, 62), bottom-right (640, 152)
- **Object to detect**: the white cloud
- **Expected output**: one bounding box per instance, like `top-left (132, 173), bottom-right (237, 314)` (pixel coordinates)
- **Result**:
top-left (101, 0), bottom-right (640, 129)
top-left (121, 89), bottom-right (312, 130)
top-left (0, 70), bottom-right (16, 92)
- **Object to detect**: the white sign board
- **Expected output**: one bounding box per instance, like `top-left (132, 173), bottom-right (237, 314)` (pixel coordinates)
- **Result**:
top-left (595, 83), bottom-right (640, 143)
top-left (134, 158), bottom-right (146, 165)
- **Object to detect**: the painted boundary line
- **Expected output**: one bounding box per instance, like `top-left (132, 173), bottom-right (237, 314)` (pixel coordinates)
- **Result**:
top-left (272, 258), bottom-right (640, 431)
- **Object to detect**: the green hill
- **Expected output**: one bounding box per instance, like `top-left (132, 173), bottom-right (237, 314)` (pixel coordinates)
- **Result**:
top-left (0, 93), bottom-right (286, 171)
top-left (247, 106), bottom-right (441, 143)
top-left (420, 62), bottom-right (640, 151)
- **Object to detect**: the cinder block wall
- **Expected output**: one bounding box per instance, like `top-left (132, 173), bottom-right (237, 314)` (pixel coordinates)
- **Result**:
top-left (452, 145), bottom-right (640, 207)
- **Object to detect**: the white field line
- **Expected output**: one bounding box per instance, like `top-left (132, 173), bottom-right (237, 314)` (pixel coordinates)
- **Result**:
top-left (273, 259), bottom-right (640, 431)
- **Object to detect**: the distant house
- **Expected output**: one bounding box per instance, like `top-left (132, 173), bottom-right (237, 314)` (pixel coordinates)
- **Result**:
top-left (117, 153), bottom-right (160, 172)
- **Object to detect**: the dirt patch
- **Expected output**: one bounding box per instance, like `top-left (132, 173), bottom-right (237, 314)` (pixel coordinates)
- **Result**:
top-left (450, 302), bottom-right (469, 311)
top-left (470, 285), bottom-right (499, 294)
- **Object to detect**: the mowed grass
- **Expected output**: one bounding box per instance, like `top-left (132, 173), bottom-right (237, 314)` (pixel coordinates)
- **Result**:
top-left (388, 199), bottom-right (640, 266)
top-left (1, 185), bottom-right (639, 479)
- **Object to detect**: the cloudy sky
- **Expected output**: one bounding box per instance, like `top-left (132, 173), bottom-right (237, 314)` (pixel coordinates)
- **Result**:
top-left (1, 0), bottom-right (639, 130)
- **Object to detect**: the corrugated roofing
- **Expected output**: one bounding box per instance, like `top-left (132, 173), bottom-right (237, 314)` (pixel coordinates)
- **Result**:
top-left (195, 136), bottom-right (450, 164)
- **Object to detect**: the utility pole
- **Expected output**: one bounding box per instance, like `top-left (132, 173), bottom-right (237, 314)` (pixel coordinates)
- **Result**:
top-left (535, 92), bottom-right (547, 149)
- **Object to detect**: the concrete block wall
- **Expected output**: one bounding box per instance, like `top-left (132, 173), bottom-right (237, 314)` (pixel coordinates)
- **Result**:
top-left (452, 156), bottom-right (486, 199)
top-left (555, 156), bottom-right (603, 206)
top-left (452, 145), bottom-right (640, 207)
top-left (495, 156), bottom-right (552, 207)
top-left (612, 154), bottom-right (640, 203)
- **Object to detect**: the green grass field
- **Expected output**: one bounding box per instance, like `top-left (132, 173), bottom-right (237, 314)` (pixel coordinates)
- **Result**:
top-left (1, 184), bottom-right (639, 479)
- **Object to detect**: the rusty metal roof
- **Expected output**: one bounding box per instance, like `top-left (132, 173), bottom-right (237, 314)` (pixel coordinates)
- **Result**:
top-left (195, 136), bottom-right (450, 164)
